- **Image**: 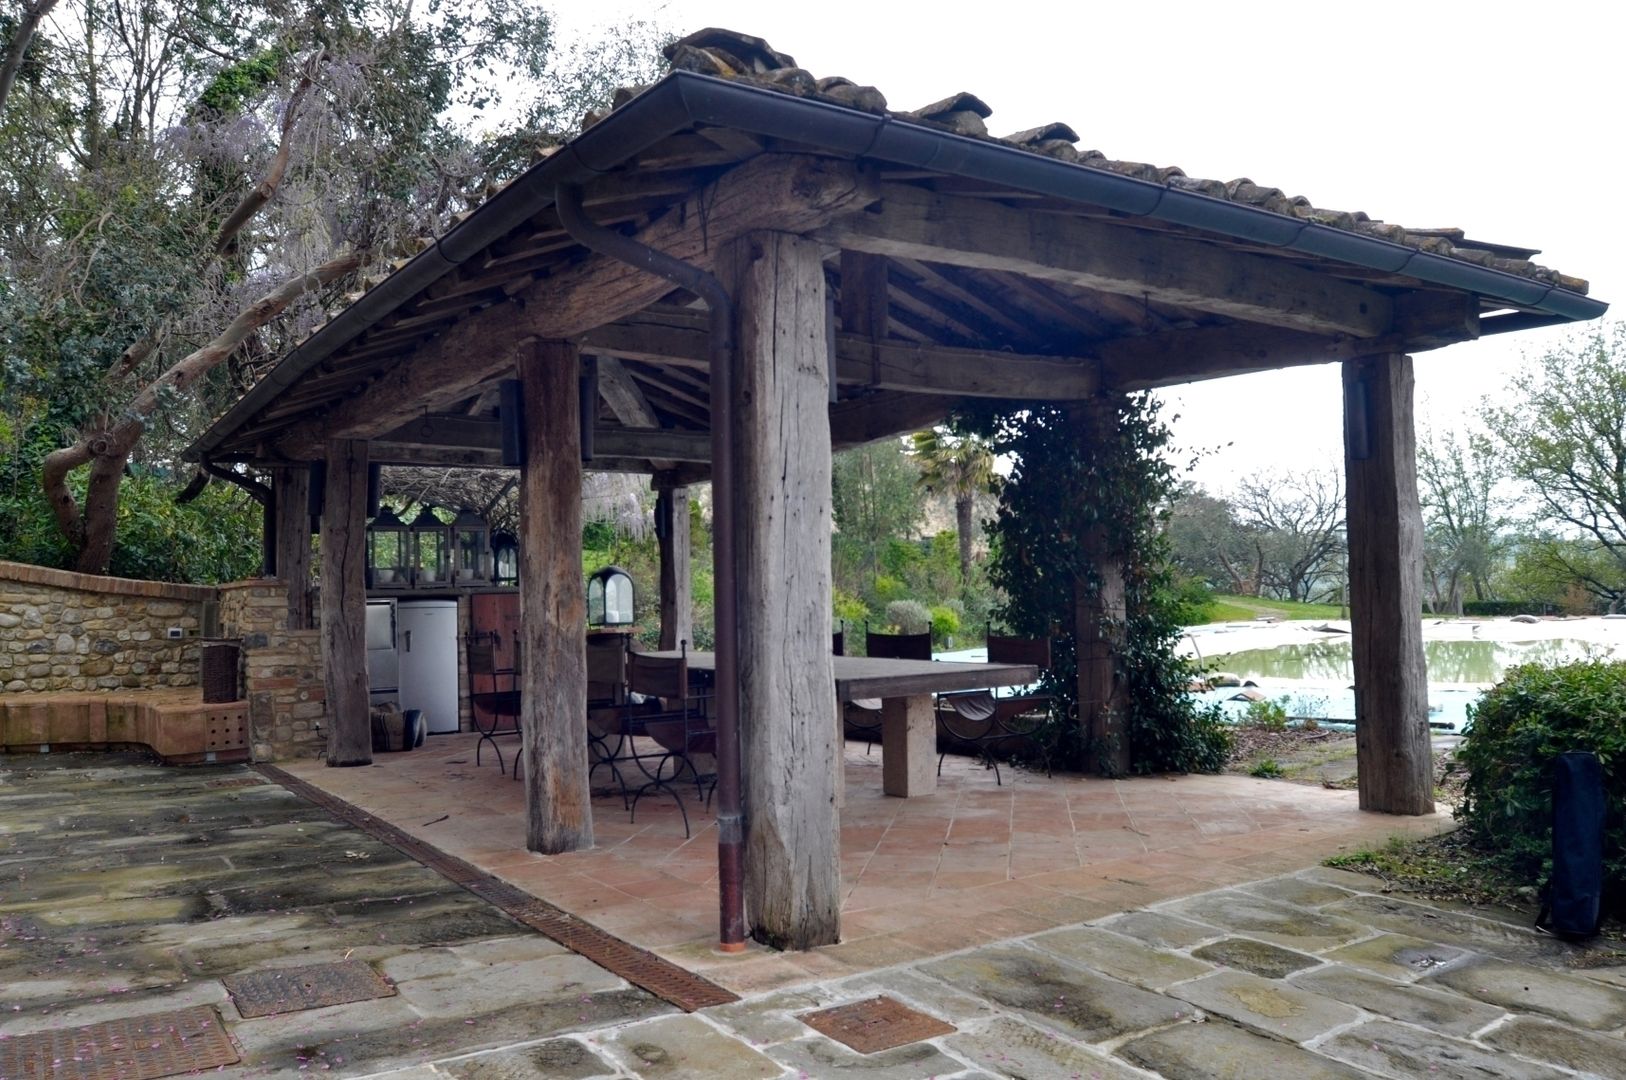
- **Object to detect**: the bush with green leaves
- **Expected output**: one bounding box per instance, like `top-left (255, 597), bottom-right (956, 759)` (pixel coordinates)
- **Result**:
top-left (961, 397), bottom-right (1231, 776)
top-left (1458, 660), bottom-right (1626, 908)
top-left (929, 604), bottom-right (961, 646)
top-left (1243, 697), bottom-right (1289, 731)
top-left (884, 599), bottom-right (932, 636)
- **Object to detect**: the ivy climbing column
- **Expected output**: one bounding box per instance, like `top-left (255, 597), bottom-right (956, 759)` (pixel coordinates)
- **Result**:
top-left (1071, 396), bottom-right (1130, 776)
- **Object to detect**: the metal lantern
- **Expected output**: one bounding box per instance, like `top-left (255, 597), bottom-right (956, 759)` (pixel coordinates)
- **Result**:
top-left (367, 507), bottom-right (410, 588)
top-left (491, 531), bottom-right (519, 587)
top-left (587, 565), bottom-right (635, 626)
top-left (409, 506), bottom-right (450, 587)
top-left (451, 507), bottom-right (489, 584)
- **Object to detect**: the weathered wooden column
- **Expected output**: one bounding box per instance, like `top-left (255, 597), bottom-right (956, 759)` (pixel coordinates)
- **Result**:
top-left (1343, 354), bottom-right (1435, 815)
top-left (320, 440), bottom-right (371, 767)
top-left (273, 467), bottom-right (313, 630)
top-left (1071, 397), bottom-right (1130, 776)
top-left (721, 231), bottom-right (841, 950)
top-left (655, 484), bottom-right (691, 651)
top-left (518, 340), bottom-right (593, 853)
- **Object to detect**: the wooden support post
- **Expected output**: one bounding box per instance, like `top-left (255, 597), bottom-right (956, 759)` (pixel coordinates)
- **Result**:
top-left (320, 440), bottom-right (371, 767)
top-left (274, 467), bottom-right (313, 630)
top-left (1343, 354), bottom-right (1435, 815)
top-left (655, 485), bottom-right (692, 651)
top-left (518, 340), bottom-right (593, 853)
top-left (1071, 398), bottom-right (1130, 776)
top-left (721, 231), bottom-right (841, 950)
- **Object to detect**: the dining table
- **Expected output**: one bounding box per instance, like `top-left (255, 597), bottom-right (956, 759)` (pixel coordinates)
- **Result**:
top-left (645, 651), bottom-right (1038, 797)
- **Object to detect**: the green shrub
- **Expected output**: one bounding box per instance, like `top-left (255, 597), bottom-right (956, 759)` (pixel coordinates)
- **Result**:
top-left (1243, 697), bottom-right (1289, 731)
top-left (870, 575), bottom-right (909, 605)
top-left (928, 604), bottom-right (960, 646)
top-left (1250, 758), bottom-right (1284, 779)
top-left (884, 599), bottom-right (931, 636)
top-left (1458, 661), bottom-right (1626, 907)
top-left (832, 588), bottom-right (869, 630)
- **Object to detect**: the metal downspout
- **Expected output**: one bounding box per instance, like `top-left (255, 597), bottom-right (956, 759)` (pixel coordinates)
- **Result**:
top-left (553, 184), bottom-right (747, 952)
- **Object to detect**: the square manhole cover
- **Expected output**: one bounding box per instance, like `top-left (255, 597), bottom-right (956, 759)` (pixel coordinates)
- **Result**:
top-left (223, 958), bottom-right (395, 1018)
top-left (0, 1004), bottom-right (239, 1079)
top-left (799, 995), bottom-right (955, 1054)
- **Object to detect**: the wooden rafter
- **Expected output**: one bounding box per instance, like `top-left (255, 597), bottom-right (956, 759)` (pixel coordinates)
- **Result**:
top-left (815, 183), bottom-right (1396, 338)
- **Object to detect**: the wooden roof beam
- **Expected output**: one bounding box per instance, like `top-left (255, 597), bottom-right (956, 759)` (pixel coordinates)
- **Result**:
top-left (814, 183), bottom-right (1396, 338)
top-left (272, 154), bottom-right (872, 458)
top-left (580, 315), bottom-right (1102, 400)
top-left (376, 416), bottom-right (712, 463)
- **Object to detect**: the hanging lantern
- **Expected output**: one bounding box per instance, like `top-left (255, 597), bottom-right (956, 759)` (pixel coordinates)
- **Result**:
top-left (587, 565), bottom-right (635, 626)
top-left (409, 506), bottom-right (450, 587)
top-left (451, 507), bottom-right (490, 584)
top-left (491, 531), bottom-right (519, 587)
top-left (367, 507), bottom-right (410, 588)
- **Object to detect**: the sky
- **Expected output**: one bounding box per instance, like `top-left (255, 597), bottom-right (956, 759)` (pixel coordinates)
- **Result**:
top-left (552, 0), bottom-right (1622, 491)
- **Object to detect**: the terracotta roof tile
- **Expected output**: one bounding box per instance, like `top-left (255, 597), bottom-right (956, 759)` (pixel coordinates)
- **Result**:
top-left (648, 27), bottom-right (1582, 293)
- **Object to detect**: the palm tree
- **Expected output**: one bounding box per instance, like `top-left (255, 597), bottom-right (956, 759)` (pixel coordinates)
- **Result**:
top-left (910, 427), bottom-right (996, 585)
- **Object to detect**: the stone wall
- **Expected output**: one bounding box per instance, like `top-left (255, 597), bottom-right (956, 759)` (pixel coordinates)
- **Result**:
top-left (219, 580), bottom-right (325, 762)
top-left (0, 560), bottom-right (213, 693)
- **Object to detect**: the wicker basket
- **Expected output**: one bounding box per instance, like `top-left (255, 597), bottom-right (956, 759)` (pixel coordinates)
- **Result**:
top-left (200, 640), bottom-right (241, 703)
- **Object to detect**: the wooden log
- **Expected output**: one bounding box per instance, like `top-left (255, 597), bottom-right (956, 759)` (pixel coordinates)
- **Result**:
top-left (518, 339), bottom-right (594, 853)
top-left (719, 231), bottom-right (841, 950)
top-left (1070, 398), bottom-right (1130, 776)
top-left (320, 440), bottom-right (372, 767)
top-left (816, 183), bottom-right (1394, 338)
top-left (275, 154), bottom-right (871, 455)
top-left (1343, 354), bottom-right (1435, 815)
top-left (273, 467), bottom-right (312, 630)
top-left (656, 486), bottom-right (692, 651)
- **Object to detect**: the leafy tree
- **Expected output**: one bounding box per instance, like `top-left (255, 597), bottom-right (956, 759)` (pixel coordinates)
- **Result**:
top-left (831, 438), bottom-right (924, 596)
top-left (0, 1), bottom-right (667, 578)
top-left (1230, 467), bottom-right (1345, 603)
top-left (909, 425), bottom-right (994, 585)
top-left (1165, 483), bottom-right (1260, 595)
top-left (1416, 421), bottom-right (1507, 614)
top-left (1486, 323), bottom-right (1626, 609)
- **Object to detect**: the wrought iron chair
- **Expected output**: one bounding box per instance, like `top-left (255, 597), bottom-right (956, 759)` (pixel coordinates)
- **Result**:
top-left (625, 644), bottom-right (716, 838)
top-left (584, 633), bottom-right (661, 806)
top-left (936, 634), bottom-right (1052, 785)
top-left (466, 632), bottom-right (521, 774)
top-left (845, 626), bottom-right (935, 750)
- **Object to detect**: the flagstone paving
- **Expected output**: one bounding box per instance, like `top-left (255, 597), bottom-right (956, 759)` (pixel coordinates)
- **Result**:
top-left (5, 751), bottom-right (1626, 1079)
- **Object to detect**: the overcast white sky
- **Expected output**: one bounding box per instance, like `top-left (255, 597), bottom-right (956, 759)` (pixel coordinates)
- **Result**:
top-left (554, 0), bottom-right (1621, 491)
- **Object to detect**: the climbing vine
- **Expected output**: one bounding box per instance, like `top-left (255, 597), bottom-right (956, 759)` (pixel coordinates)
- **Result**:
top-left (959, 396), bottom-right (1230, 776)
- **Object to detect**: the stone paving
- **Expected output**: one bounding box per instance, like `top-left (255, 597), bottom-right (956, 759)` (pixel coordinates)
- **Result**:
top-left (5, 752), bottom-right (1626, 1079)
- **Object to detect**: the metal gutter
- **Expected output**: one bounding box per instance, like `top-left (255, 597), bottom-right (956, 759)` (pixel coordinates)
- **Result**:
top-left (189, 70), bottom-right (1606, 459)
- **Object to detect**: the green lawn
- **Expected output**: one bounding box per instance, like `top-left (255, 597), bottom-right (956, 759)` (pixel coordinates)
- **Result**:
top-left (1201, 594), bottom-right (1347, 623)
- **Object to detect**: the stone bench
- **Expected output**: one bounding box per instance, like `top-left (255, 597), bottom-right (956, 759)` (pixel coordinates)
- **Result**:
top-left (0, 690), bottom-right (249, 764)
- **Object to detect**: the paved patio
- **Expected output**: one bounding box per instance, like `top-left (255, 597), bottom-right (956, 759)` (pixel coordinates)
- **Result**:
top-left (6, 750), bottom-right (1625, 1080)
top-left (280, 733), bottom-right (1452, 995)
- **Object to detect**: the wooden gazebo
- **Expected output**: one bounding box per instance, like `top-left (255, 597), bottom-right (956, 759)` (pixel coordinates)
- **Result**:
top-left (187, 29), bottom-right (1606, 951)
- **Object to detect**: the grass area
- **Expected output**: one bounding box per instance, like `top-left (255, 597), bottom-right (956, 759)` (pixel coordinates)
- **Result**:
top-left (1202, 594), bottom-right (1347, 623)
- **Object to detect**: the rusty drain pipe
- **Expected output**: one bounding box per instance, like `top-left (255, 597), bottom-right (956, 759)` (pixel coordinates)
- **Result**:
top-left (553, 183), bottom-right (748, 952)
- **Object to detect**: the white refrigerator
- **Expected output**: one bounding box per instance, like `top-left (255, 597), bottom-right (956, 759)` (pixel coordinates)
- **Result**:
top-left (396, 600), bottom-right (461, 734)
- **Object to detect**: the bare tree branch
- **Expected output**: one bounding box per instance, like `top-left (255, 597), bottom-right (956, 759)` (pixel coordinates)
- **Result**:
top-left (46, 250), bottom-right (368, 571)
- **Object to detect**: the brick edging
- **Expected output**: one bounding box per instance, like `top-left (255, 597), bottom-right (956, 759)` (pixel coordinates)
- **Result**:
top-left (0, 560), bottom-right (218, 602)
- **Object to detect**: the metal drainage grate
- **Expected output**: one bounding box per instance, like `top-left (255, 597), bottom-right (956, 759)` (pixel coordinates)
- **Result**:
top-left (0, 1005), bottom-right (239, 1080)
top-left (799, 995), bottom-right (956, 1054)
top-left (223, 958), bottom-right (396, 1019)
top-left (256, 764), bottom-right (739, 1013)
